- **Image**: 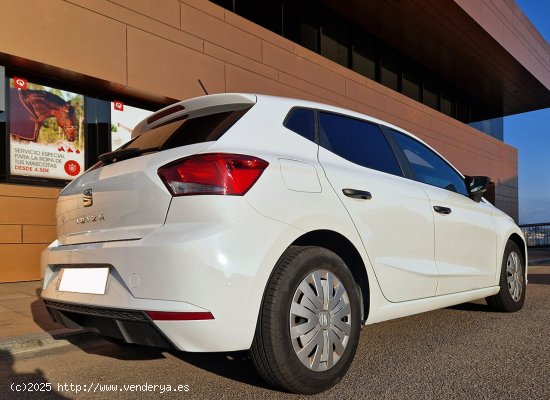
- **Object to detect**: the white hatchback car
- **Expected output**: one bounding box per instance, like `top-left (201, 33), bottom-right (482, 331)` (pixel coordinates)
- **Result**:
top-left (41, 94), bottom-right (527, 394)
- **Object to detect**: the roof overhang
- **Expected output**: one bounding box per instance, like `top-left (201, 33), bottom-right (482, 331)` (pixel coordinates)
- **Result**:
top-left (323, 0), bottom-right (550, 116)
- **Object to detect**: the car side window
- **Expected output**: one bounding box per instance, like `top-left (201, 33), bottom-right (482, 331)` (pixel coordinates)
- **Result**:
top-left (319, 112), bottom-right (402, 176)
top-left (390, 129), bottom-right (468, 195)
top-left (283, 108), bottom-right (315, 142)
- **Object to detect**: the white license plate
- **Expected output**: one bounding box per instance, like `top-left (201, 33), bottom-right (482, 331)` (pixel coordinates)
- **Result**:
top-left (58, 267), bottom-right (109, 295)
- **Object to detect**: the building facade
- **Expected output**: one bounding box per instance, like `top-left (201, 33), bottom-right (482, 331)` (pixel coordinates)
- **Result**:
top-left (0, 0), bottom-right (549, 282)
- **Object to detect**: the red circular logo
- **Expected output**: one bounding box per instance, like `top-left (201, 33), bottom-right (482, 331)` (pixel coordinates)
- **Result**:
top-left (64, 160), bottom-right (81, 177)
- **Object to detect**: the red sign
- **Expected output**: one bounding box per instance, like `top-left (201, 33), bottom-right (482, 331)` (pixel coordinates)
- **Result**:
top-left (64, 160), bottom-right (81, 177)
top-left (13, 77), bottom-right (27, 90)
top-left (113, 101), bottom-right (124, 111)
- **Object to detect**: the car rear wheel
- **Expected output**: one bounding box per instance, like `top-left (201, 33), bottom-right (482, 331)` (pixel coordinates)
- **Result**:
top-left (251, 246), bottom-right (361, 394)
top-left (486, 241), bottom-right (526, 312)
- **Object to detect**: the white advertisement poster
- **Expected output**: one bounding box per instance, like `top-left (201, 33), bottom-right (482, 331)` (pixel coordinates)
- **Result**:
top-left (110, 101), bottom-right (151, 150)
top-left (9, 77), bottom-right (85, 180)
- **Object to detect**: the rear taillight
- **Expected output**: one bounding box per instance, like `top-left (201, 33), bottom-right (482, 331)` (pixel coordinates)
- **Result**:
top-left (158, 153), bottom-right (269, 196)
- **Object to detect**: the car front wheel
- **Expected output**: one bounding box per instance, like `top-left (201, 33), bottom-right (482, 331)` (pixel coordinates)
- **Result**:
top-left (251, 246), bottom-right (362, 394)
top-left (486, 240), bottom-right (526, 312)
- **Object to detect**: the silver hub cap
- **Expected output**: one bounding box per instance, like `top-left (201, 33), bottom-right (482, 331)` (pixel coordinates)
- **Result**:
top-left (506, 251), bottom-right (523, 302)
top-left (289, 270), bottom-right (352, 372)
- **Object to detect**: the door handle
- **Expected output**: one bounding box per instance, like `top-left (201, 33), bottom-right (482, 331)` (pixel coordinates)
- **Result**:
top-left (342, 189), bottom-right (372, 200)
top-left (433, 206), bottom-right (452, 214)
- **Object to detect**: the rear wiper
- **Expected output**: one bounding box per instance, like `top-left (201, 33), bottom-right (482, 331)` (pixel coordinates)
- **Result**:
top-left (99, 146), bottom-right (160, 165)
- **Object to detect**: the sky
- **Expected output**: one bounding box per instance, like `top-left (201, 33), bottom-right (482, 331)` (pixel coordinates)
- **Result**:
top-left (503, 0), bottom-right (550, 224)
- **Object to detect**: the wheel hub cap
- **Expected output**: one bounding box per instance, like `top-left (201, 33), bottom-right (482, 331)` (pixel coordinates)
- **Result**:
top-left (506, 251), bottom-right (523, 303)
top-left (318, 311), bottom-right (331, 329)
top-left (289, 270), bottom-right (352, 372)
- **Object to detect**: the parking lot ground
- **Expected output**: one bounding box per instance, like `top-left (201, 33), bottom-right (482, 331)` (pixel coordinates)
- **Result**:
top-left (1, 266), bottom-right (549, 400)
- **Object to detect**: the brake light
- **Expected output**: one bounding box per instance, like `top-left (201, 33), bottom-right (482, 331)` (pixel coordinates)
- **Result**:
top-left (158, 153), bottom-right (269, 196)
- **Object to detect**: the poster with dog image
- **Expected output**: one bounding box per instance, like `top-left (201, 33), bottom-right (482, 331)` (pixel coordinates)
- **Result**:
top-left (9, 77), bottom-right (85, 180)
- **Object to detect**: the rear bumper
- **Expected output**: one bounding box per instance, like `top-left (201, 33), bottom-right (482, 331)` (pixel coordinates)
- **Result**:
top-left (44, 300), bottom-right (175, 348)
top-left (41, 198), bottom-right (303, 352)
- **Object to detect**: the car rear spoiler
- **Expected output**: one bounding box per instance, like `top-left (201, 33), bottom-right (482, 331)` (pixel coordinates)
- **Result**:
top-left (132, 93), bottom-right (257, 138)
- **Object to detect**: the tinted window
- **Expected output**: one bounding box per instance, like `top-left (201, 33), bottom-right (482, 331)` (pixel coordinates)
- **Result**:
top-left (123, 108), bottom-right (249, 152)
top-left (284, 108), bottom-right (315, 142)
top-left (319, 112), bottom-right (402, 176)
top-left (390, 129), bottom-right (468, 195)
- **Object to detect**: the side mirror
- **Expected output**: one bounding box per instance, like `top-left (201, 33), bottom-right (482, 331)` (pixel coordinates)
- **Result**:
top-left (465, 176), bottom-right (490, 203)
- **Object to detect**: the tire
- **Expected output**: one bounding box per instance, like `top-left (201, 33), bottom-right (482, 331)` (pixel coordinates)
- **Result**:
top-left (251, 246), bottom-right (362, 394)
top-left (486, 241), bottom-right (526, 312)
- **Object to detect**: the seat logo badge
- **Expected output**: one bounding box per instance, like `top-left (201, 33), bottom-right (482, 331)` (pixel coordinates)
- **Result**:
top-left (76, 214), bottom-right (105, 224)
top-left (83, 189), bottom-right (93, 207)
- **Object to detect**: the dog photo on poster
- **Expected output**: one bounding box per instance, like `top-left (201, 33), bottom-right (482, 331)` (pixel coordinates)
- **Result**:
top-left (9, 77), bottom-right (85, 180)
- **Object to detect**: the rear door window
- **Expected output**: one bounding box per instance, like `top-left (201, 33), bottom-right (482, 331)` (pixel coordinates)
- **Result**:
top-left (319, 112), bottom-right (402, 176)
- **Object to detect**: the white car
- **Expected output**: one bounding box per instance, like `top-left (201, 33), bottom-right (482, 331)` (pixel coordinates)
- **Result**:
top-left (41, 94), bottom-right (527, 394)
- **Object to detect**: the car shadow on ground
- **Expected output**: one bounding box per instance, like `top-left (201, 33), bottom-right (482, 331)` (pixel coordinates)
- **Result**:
top-left (446, 301), bottom-right (491, 312)
top-left (73, 340), bottom-right (271, 389)
top-left (170, 350), bottom-right (272, 389)
top-left (29, 289), bottom-right (270, 388)
top-left (0, 350), bottom-right (71, 399)
top-left (75, 338), bottom-right (170, 361)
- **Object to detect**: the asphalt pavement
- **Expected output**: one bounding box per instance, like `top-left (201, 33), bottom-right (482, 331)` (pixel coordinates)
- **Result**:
top-left (1, 266), bottom-right (549, 400)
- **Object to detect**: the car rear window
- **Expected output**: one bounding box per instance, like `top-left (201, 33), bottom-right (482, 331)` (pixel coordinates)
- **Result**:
top-left (122, 108), bottom-right (250, 152)
top-left (284, 108), bottom-right (316, 142)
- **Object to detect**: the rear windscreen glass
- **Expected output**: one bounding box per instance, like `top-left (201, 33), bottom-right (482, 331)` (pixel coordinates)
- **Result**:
top-left (122, 107), bottom-right (250, 152)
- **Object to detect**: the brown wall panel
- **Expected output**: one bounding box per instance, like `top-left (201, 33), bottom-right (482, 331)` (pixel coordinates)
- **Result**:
top-left (127, 27), bottom-right (224, 100)
top-left (262, 42), bottom-right (346, 96)
top-left (0, 226), bottom-right (21, 244)
top-left (0, 185), bottom-right (57, 281)
top-left (0, 197), bottom-right (56, 226)
top-left (0, 184), bottom-right (59, 199)
top-left (0, 244), bottom-right (46, 282)
top-left (180, 2), bottom-right (262, 61)
top-left (225, 64), bottom-right (320, 103)
top-left (23, 225), bottom-right (57, 244)
top-left (0, 0), bottom-right (126, 85)
top-left (66, 0), bottom-right (203, 52)
top-left (110, 0), bottom-right (181, 28)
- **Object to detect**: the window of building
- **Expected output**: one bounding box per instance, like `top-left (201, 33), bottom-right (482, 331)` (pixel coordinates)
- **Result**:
top-left (319, 112), bottom-right (402, 176)
top-left (380, 49), bottom-right (400, 91)
top-left (456, 99), bottom-right (470, 123)
top-left (402, 67), bottom-right (421, 102)
top-left (210, 0), bottom-right (502, 140)
top-left (320, 17), bottom-right (350, 67)
top-left (283, 1), bottom-right (319, 53)
top-left (422, 78), bottom-right (439, 110)
top-left (390, 129), bottom-right (468, 195)
top-left (352, 33), bottom-right (377, 81)
top-left (235, 0), bottom-right (283, 35)
top-left (440, 90), bottom-right (455, 117)
top-left (283, 108), bottom-right (316, 142)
